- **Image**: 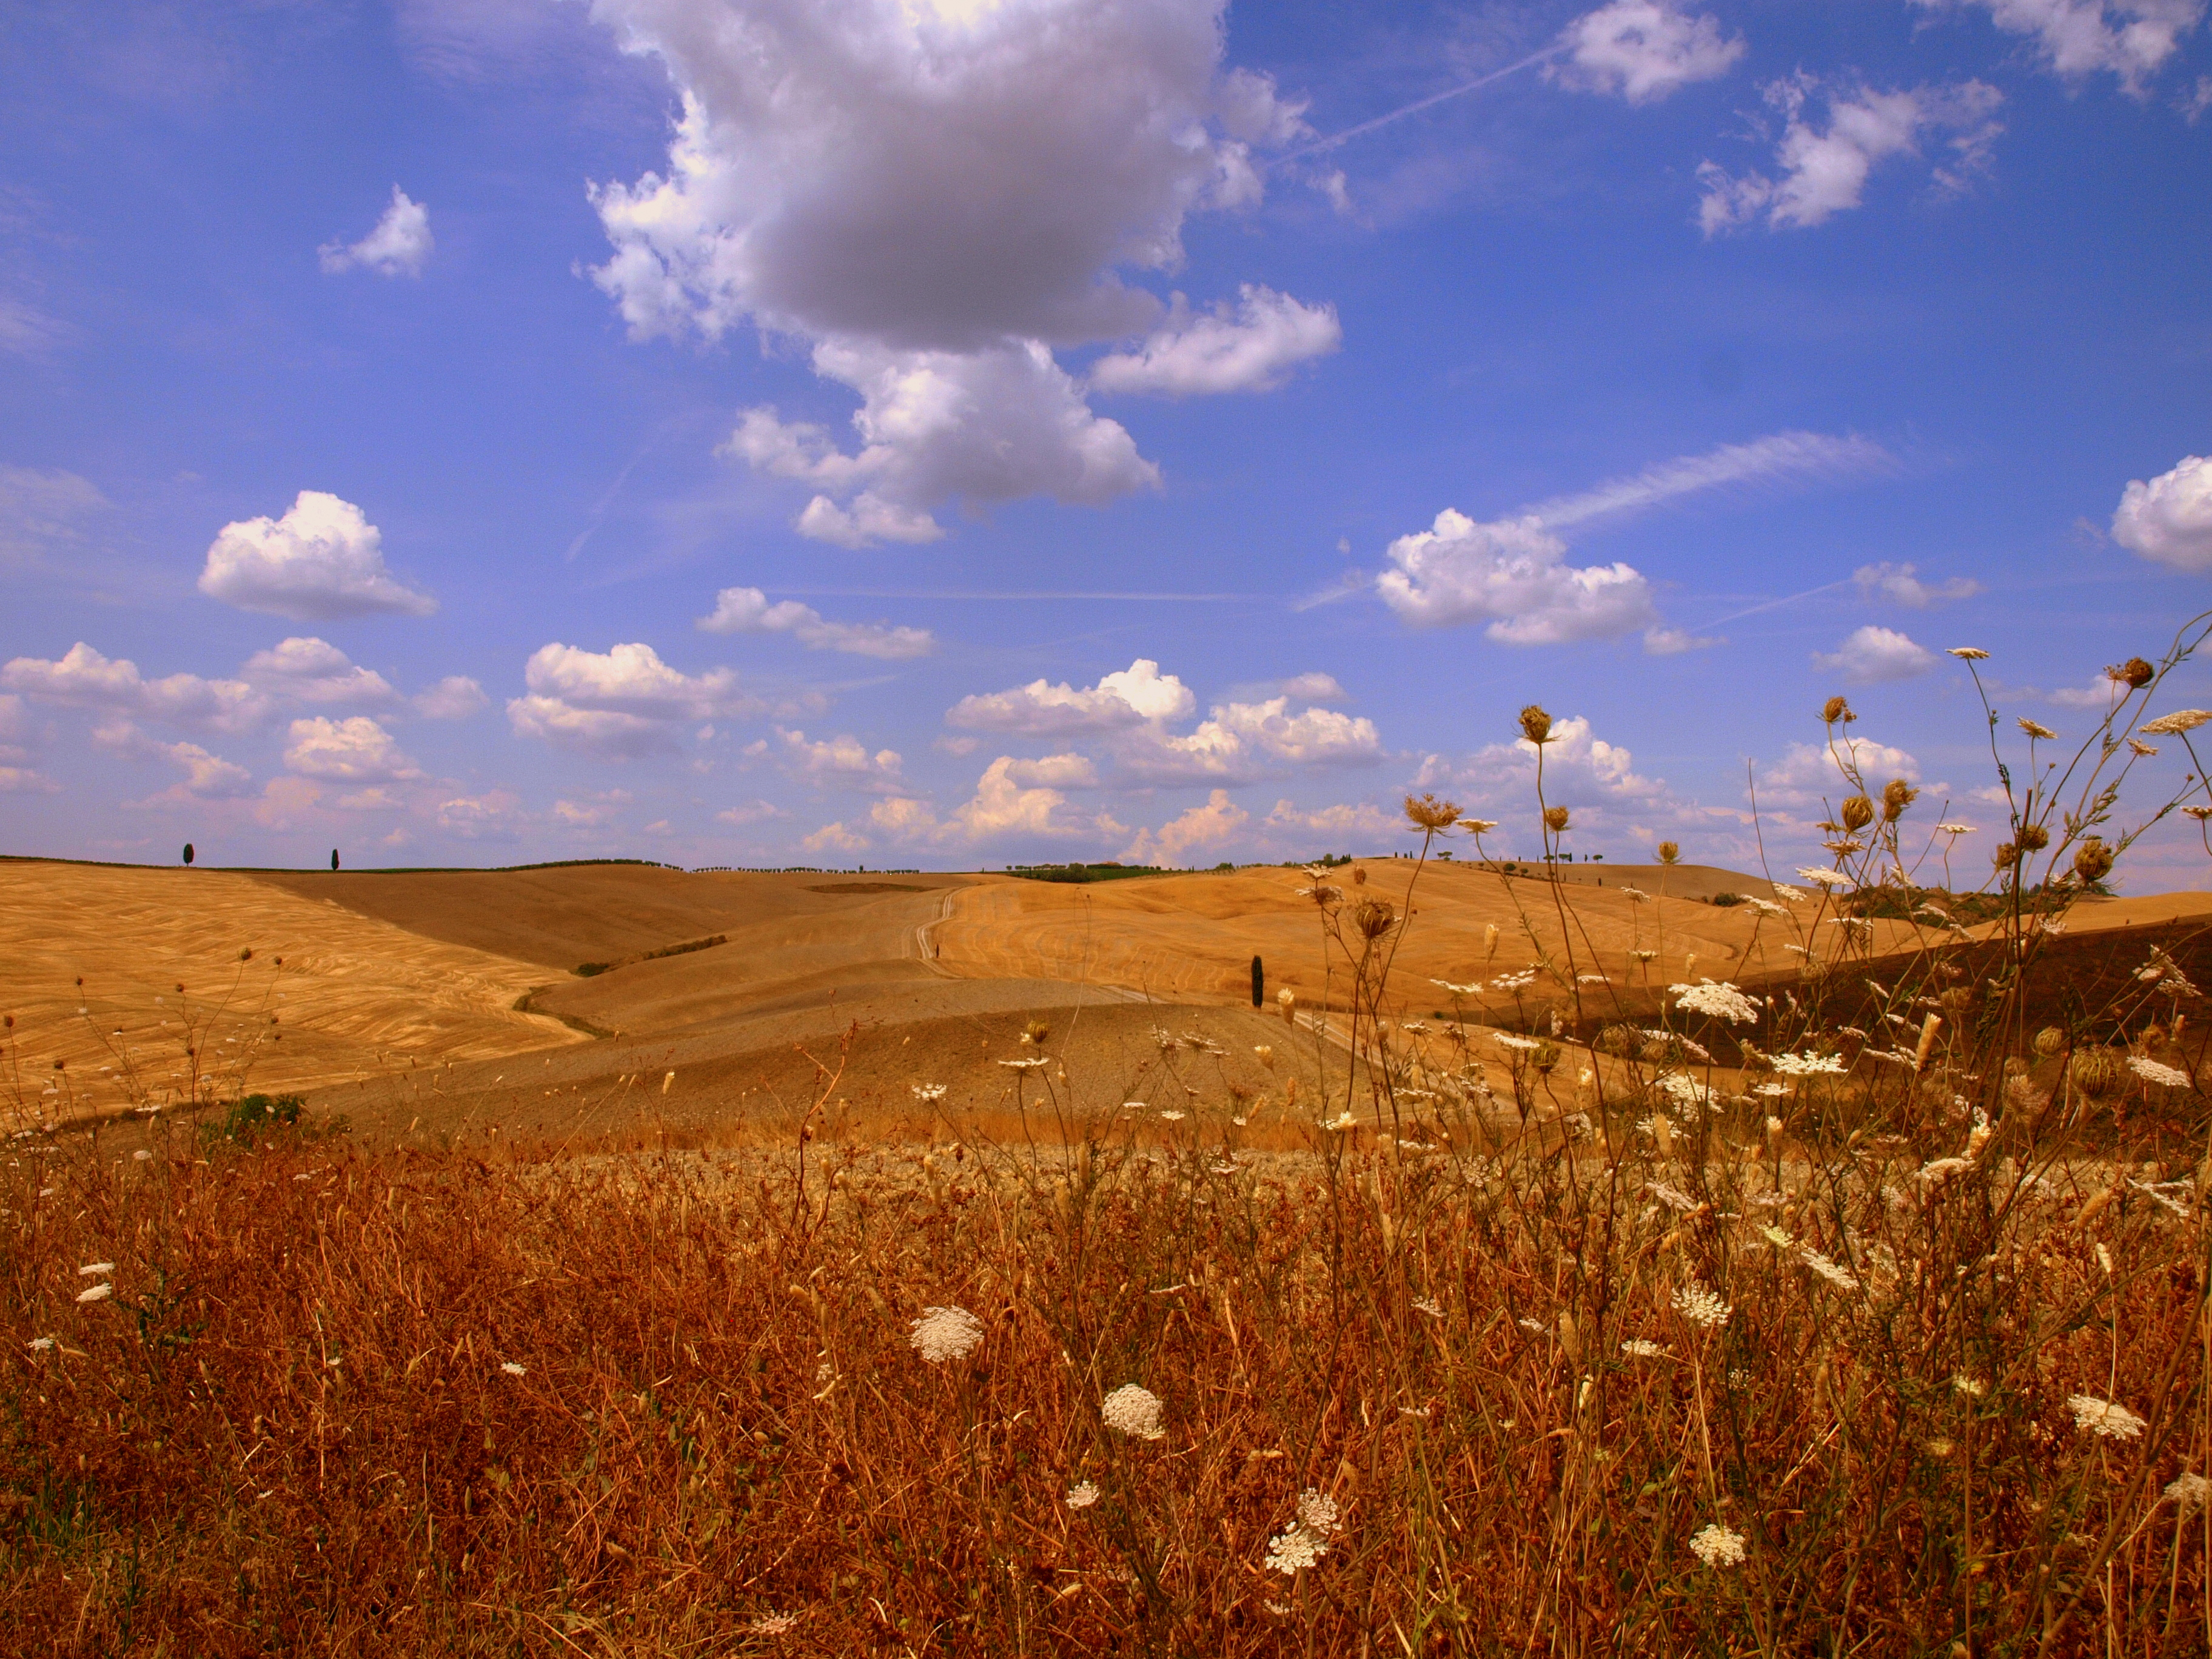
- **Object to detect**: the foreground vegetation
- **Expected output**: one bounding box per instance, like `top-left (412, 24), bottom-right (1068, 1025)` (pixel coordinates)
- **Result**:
top-left (7, 623), bottom-right (2212, 1655)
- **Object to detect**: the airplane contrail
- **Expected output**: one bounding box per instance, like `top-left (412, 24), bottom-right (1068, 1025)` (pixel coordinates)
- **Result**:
top-left (1282, 45), bottom-right (1564, 162)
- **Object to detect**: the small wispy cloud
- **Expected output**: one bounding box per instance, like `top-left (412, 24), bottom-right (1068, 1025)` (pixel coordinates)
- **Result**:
top-left (1525, 431), bottom-right (1894, 531)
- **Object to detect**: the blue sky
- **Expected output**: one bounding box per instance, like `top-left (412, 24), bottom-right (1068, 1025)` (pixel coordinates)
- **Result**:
top-left (2, 0), bottom-right (2208, 883)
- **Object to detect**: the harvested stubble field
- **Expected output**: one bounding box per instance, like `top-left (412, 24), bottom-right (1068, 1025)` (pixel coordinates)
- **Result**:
top-left (8, 712), bottom-right (2212, 1657)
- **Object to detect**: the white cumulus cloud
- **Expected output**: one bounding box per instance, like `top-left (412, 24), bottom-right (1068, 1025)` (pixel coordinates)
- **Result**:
top-left (1, 643), bottom-right (269, 734)
top-left (2112, 455), bottom-right (2212, 571)
top-left (283, 717), bottom-right (424, 782)
top-left (240, 637), bottom-right (400, 706)
top-left (1914, 0), bottom-right (2204, 94)
top-left (1376, 511), bottom-right (1656, 643)
top-left (589, 0), bottom-right (1321, 539)
top-left (696, 586), bottom-right (934, 658)
top-left (769, 728), bottom-right (906, 793)
top-left (1755, 737), bottom-right (1922, 810)
top-left (1552, 0), bottom-right (1746, 103)
top-left (94, 720), bottom-right (256, 800)
top-left (1089, 285), bottom-right (1339, 397)
top-left (1813, 625), bottom-right (1938, 683)
top-left (199, 492), bottom-right (436, 621)
top-left (1697, 75), bottom-right (2004, 234)
top-left (508, 642), bottom-right (762, 759)
top-left (948, 659), bottom-right (1196, 736)
top-left (319, 186), bottom-right (434, 277)
top-left (1121, 789), bottom-right (1249, 865)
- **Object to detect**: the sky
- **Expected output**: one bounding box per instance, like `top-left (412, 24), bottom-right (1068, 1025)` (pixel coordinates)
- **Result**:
top-left (2, 0), bottom-right (2209, 885)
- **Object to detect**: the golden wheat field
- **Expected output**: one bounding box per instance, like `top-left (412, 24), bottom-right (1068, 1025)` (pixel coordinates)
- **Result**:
top-left (6, 772), bottom-right (2212, 1657)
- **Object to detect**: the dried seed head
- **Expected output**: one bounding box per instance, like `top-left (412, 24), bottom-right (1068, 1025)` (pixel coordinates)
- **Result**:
top-left (1839, 794), bottom-right (1875, 833)
top-left (2106, 657), bottom-right (2154, 689)
top-left (2141, 709), bottom-right (2212, 735)
top-left (1350, 899), bottom-right (1396, 940)
top-left (1656, 841), bottom-right (1680, 865)
top-left (2072, 837), bottom-right (2114, 883)
top-left (1821, 696), bottom-right (1855, 726)
top-left (2017, 717), bottom-right (2058, 740)
top-left (1350, 866), bottom-right (1367, 885)
top-left (1543, 805), bottom-right (1570, 833)
top-left (1404, 792), bottom-right (1461, 831)
top-left (2014, 823), bottom-right (2050, 853)
top-left (1518, 704), bottom-right (1553, 745)
top-left (1022, 1019), bottom-right (1051, 1046)
top-left (1880, 778), bottom-right (1919, 822)
top-left (1991, 842), bottom-right (2019, 870)
top-left (2033, 1027), bottom-right (2066, 1057)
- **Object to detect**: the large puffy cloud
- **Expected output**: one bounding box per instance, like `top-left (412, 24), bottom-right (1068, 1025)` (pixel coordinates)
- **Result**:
top-left (1120, 789), bottom-right (1248, 865)
top-left (1812, 625), bottom-right (1939, 683)
top-left (508, 642), bottom-right (762, 759)
top-left (697, 586), bottom-right (934, 657)
top-left (199, 492), bottom-right (437, 620)
top-left (1552, 0), bottom-right (1746, 103)
top-left (948, 657), bottom-right (1378, 786)
top-left (1914, 0), bottom-right (2204, 94)
top-left (948, 658), bottom-right (1195, 735)
top-left (726, 340), bottom-right (1159, 545)
top-left (1, 643), bottom-right (270, 734)
top-left (2112, 455), bottom-right (2212, 571)
top-left (283, 717), bottom-right (424, 782)
top-left (319, 186), bottom-right (434, 276)
top-left (1698, 76), bottom-right (2003, 234)
top-left (589, 0), bottom-right (1324, 538)
top-left (1415, 716), bottom-right (1667, 814)
top-left (1375, 432), bottom-right (1888, 645)
top-left (241, 637), bottom-right (400, 705)
top-left (1088, 286), bottom-right (1339, 397)
top-left (414, 676), bottom-right (489, 719)
top-left (1377, 512), bottom-right (1657, 644)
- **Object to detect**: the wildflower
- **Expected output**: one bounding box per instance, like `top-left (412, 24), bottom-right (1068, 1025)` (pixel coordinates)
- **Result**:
top-left (1795, 868), bottom-right (1852, 888)
top-left (2128, 738), bottom-right (2159, 756)
top-left (2017, 717), bottom-right (2058, 740)
top-left (1937, 822), bottom-right (1974, 836)
top-left (1433, 978), bottom-right (1483, 995)
top-left (1101, 1383), bottom-right (1166, 1440)
top-left (2068, 1394), bottom-right (2147, 1439)
top-left (502, 1361), bottom-right (527, 1376)
top-left (1621, 1338), bottom-right (1668, 1358)
top-left (745, 1613), bottom-right (798, 1636)
top-left (132, 1150), bottom-right (150, 1162)
top-left (2140, 709), bottom-right (2212, 735)
top-left (1689, 1523), bottom-right (1747, 1567)
top-left (76, 1283), bottom-right (113, 1303)
top-left (1672, 1280), bottom-right (1731, 1329)
top-left (2165, 1473), bottom-right (2211, 1512)
top-left (910, 1305), bottom-right (986, 1364)
top-left (1265, 1526), bottom-right (1327, 1575)
top-left (997, 1057), bottom-right (1050, 1071)
top-left (1671, 980), bottom-right (1760, 1024)
top-left (1925, 1437), bottom-right (1955, 1458)
top-left (1412, 1296), bottom-right (1443, 1318)
top-left (1954, 1375), bottom-right (1988, 1398)
top-left (1759, 1224), bottom-right (1792, 1247)
top-left (911, 1083), bottom-right (947, 1102)
top-left (1298, 1489), bottom-right (1340, 1533)
top-left (28, 1336), bottom-right (55, 1352)
top-left (1621, 886), bottom-right (1651, 902)
top-left (1801, 1248), bottom-right (1859, 1292)
top-left (1493, 1033), bottom-right (1541, 1051)
top-left (1463, 816), bottom-right (1499, 835)
top-left (1491, 969), bottom-right (1537, 991)
top-left (2128, 1056), bottom-right (2191, 1089)
top-left (1158, 1109), bottom-right (1186, 1122)
top-left (1917, 1156), bottom-right (1976, 1185)
top-left (1065, 1481), bottom-right (1101, 1510)
top-left (1322, 1111), bottom-right (1358, 1131)
top-left (1770, 1051), bottom-right (1845, 1076)
top-left (1744, 897), bottom-right (1787, 917)
top-left (2187, 805), bottom-right (2212, 821)
top-left (78, 1262), bottom-right (114, 1276)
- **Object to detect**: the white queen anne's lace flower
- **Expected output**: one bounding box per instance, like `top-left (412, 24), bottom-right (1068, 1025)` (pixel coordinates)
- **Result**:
top-left (1770, 1051), bottom-right (1846, 1076)
top-left (76, 1282), bottom-right (113, 1304)
top-left (1672, 1279), bottom-right (1731, 1329)
top-left (2129, 1056), bottom-right (2192, 1089)
top-left (910, 1304), bottom-right (985, 1364)
top-left (1800, 1248), bottom-right (1859, 1292)
top-left (1689, 1523), bottom-right (1746, 1567)
top-left (1065, 1481), bottom-right (1101, 1510)
top-left (2068, 1394), bottom-right (2147, 1439)
top-left (2165, 1472), bottom-right (2211, 1511)
top-left (1264, 1489), bottom-right (1341, 1575)
top-left (1670, 980), bottom-right (1760, 1024)
top-left (1621, 1338), bottom-right (1668, 1358)
top-left (1795, 868), bottom-right (1852, 888)
top-left (1101, 1383), bottom-right (1166, 1440)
